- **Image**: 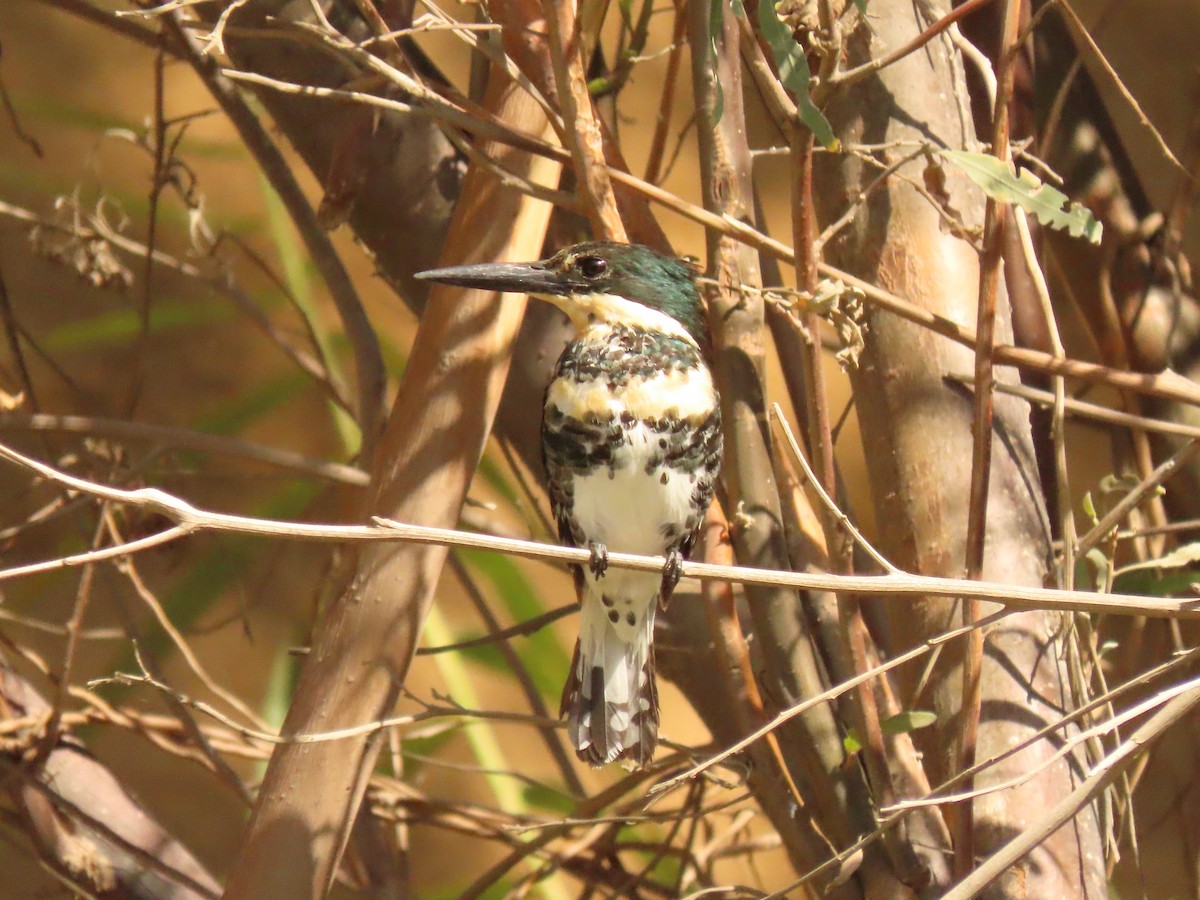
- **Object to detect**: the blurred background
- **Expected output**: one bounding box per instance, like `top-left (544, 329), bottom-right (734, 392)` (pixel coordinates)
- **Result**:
top-left (2, 1), bottom-right (1200, 897)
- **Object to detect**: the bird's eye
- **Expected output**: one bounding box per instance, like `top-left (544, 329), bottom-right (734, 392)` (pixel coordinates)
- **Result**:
top-left (577, 256), bottom-right (607, 279)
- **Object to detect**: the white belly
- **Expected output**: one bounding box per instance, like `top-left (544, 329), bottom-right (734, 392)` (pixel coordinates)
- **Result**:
top-left (570, 422), bottom-right (695, 556)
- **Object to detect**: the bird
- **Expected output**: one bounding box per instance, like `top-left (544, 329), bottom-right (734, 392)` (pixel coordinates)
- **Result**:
top-left (416, 242), bottom-right (722, 768)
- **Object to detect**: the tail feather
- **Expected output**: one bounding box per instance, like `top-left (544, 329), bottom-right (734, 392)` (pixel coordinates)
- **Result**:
top-left (561, 593), bottom-right (659, 768)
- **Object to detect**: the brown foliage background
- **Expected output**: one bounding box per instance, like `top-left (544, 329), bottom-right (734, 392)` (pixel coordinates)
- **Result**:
top-left (1, 1), bottom-right (1200, 897)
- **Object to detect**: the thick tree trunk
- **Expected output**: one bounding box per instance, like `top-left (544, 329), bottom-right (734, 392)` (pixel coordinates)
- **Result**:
top-left (813, 3), bottom-right (1105, 895)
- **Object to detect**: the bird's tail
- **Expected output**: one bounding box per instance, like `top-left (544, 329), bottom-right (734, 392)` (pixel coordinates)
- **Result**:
top-left (560, 592), bottom-right (659, 768)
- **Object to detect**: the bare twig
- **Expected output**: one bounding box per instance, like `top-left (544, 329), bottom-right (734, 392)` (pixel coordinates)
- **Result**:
top-left (769, 404), bottom-right (896, 574)
top-left (446, 555), bottom-right (584, 798)
top-left (957, 0), bottom-right (1024, 874)
top-left (1056, 0), bottom-right (1192, 181)
top-left (541, 0), bottom-right (626, 240)
top-left (830, 0), bottom-right (999, 90)
top-left (167, 14), bottom-right (386, 456)
top-left (0, 440), bottom-right (1194, 619)
top-left (0, 412), bottom-right (369, 485)
top-left (414, 603), bottom-right (575, 656)
top-left (1076, 439), bottom-right (1200, 556)
top-left (0, 198), bottom-right (353, 415)
top-left (942, 682), bottom-right (1200, 899)
top-left (211, 66), bottom-right (1200, 410)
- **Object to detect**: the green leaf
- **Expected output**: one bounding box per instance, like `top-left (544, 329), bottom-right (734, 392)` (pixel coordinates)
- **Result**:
top-left (885, 709), bottom-right (937, 733)
top-left (852, 0), bottom-right (868, 11)
top-left (1117, 541), bottom-right (1200, 577)
top-left (843, 710), bottom-right (936, 755)
top-left (260, 645), bottom-right (299, 732)
top-left (454, 634), bottom-right (507, 673)
top-left (44, 301), bottom-right (231, 352)
top-left (756, 1), bottom-right (838, 149)
top-left (1081, 491), bottom-right (1097, 524)
top-left (1076, 547), bottom-right (1111, 593)
top-left (941, 150), bottom-right (1102, 244)
top-left (1113, 542), bottom-right (1200, 596)
top-left (1099, 472), bottom-right (1143, 497)
top-left (1113, 568), bottom-right (1200, 597)
top-left (521, 782), bottom-right (575, 815)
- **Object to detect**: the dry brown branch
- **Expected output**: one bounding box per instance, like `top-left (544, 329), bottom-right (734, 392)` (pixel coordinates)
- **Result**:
top-left (691, 2), bottom-right (857, 891)
top-left (214, 65), bottom-right (1200, 413)
top-left (829, 0), bottom-right (1000, 90)
top-left (1055, 0), bottom-right (1191, 181)
top-left (0, 197), bottom-right (354, 415)
top-left (945, 682), bottom-right (1200, 898)
top-left (814, 2), bottom-right (1104, 894)
top-left (541, 0), bottom-right (626, 241)
top-left (0, 661), bottom-right (221, 898)
top-left (6, 2), bottom-right (1200, 894)
top-left (957, 0), bottom-right (1024, 873)
top-left (0, 439), bottom-right (1194, 619)
top-left (0, 412), bottom-right (369, 485)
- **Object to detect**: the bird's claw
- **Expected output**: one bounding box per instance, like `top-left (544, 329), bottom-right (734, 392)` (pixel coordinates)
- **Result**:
top-left (660, 549), bottom-right (683, 605)
top-left (588, 542), bottom-right (609, 579)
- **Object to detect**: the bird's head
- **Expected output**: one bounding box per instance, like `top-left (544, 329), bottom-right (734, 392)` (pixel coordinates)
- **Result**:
top-left (416, 241), bottom-right (704, 343)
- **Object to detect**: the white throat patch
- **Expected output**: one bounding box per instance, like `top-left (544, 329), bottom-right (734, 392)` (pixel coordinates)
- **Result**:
top-left (534, 291), bottom-right (698, 345)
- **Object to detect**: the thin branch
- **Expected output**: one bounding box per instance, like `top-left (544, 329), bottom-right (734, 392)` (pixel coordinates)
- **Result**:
top-left (125, 45), bottom-right (167, 420)
top-left (0, 198), bottom-right (353, 415)
top-left (414, 603), bottom-right (574, 656)
top-left (1076, 439), bottom-right (1200, 556)
top-left (0, 440), bottom-right (1195, 619)
top-left (96, 657), bottom-right (560, 748)
top-left (167, 13), bottom-right (386, 455)
top-left (446, 555), bottom-right (584, 797)
top-left (33, 515), bottom-right (104, 767)
top-left (35, 0), bottom-right (171, 55)
top-left (769, 404), bottom-right (897, 574)
top-left (942, 683), bottom-right (1200, 899)
top-left (211, 67), bottom-right (1200, 411)
top-left (1056, 0), bottom-right (1192, 181)
top-left (0, 412), bottom-right (369, 485)
top-left (958, 0), bottom-right (1024, 874)
top-left (649, 608), bottom-right (1014, 803)
top-left (541, 0), bottom-right (626, 240)
top-left (764, 645), bottom-right (1200, 897)
top-left (642, 0), bottom-right (687, 186)
top-left (829, 0), bottom-right (1000, 90)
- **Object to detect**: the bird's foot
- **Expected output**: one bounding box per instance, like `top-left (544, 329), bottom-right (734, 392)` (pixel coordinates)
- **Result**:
top-left (588, 541), bottom-right (609, 579)
top-left (660, 549), bottom-right (683, 606)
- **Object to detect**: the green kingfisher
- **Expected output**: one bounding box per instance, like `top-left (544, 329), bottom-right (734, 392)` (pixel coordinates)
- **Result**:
top-left (417, 242), bottom-right (722, 768)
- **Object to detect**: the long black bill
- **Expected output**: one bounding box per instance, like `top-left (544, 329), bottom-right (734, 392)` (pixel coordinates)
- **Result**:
top-left (414, 261), bottom-right (570, 296)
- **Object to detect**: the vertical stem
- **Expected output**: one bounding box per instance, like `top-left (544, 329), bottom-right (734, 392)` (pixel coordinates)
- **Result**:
top-left (542, 0), bottom-right (627, 241)
top-left (126, 45), bottom-right (165, 420)
top-left (793, 127), bottom-right (926, 885)
top-left (958, 0), bottom-right (1024, 878)
top-left (691, 4), bottom-right (864, 891)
